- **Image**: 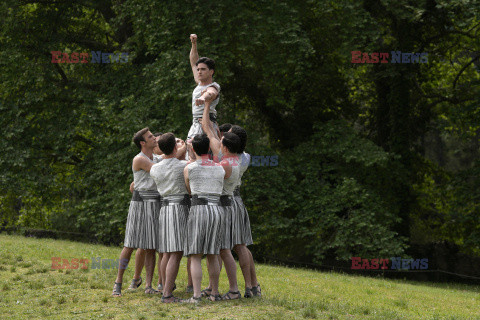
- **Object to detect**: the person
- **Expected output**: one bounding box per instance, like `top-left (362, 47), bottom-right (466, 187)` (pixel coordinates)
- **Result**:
top-left (112, 128), bottom-right (160, 296)
top-left (150, 133), bottom-right (190, 303)
top-left (200, 101), bottom-right (242, 300)
top-left (127, 132), bottom-right (164, 292)
top-left (155, 137), bottom-right (188, 293)
top-left (183, 134), bottom-right (225, 303)
top-left (219, 123), bottom-right (232, 137)
top-left (230, 125), bottom-right (261, 297)
top-left (186, 34), bottom-right (221, 142)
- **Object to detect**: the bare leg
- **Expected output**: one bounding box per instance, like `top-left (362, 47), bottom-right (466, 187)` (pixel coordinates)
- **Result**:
top-left (157, 252), bottom-right (163, 286)
top-left (234, 244), bottom-right (252, 288)
top-left (162, 252), bottom-right (182, 299)
top-left (134, 248), bottom-right (145, 280)
top-left (190, 254), bottom-right (203, 298)
top-left (187, 256), bottom-right (193, 287)
top-left (144, 249), bottom-right (156, 288)
top-left (206, 254), bottom-right (220, 298)
top-left (160, 252), bottom-right (170, 290)
top-left (220, 249), bottom-right (239, 294)
top-left (115, 247), bottom-right (134, 283)
top-left (217, 255), bottom-right (223, 273)
top-left (206, 254), bottom-right (225, 290)
top-left (247, 248), bottom-right (258, 286)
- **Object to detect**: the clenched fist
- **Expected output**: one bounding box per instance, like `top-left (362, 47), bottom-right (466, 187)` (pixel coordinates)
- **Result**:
top-left (190, 34), bottom-right (197, 44)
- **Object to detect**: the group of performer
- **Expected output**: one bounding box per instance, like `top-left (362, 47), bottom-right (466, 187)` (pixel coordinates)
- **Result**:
top-left (111, 34), bottom-right (260, 303)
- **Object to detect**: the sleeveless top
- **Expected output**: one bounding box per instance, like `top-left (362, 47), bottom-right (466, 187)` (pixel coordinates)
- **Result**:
top-left (150, 158), bottom-right (188, 196)
top-left (192, 82), bottom-right (220, 118)
top-left (153, 154), bottom-right (164, 163)
top-left (133, 152), bottom-right (157, 191)
top-left (236, 152), bottom-right (251, 187)
top-left (187, 159), bottom-right (224, 195)
top-left (222, 163), bottom-right (240, 196)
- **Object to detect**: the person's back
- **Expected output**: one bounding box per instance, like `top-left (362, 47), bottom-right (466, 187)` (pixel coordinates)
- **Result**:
top-left (151, 157), bottom-right (188, 197)
top-left (187, 158), bottom-right (224, 196)
top-left (183, 133), bottom-right (225, 302)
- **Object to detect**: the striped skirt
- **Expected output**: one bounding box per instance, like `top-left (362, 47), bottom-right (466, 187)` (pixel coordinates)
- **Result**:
top-left (231, 190), bottom-right (253, 247)
top-left (123, 190), bottom-right (161, 250)
top-left (157, 195), bottom-right (190, 253)
top-left (184, 195), bottom-right (224, 256)
top-left (220, 195), bottom-right (233, 250)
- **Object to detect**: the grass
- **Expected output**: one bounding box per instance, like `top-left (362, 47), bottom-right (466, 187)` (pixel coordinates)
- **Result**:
top-left (0, 234), bottom-right (479, 319)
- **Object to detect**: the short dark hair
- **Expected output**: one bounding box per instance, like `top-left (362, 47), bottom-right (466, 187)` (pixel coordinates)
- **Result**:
top-left (157, 132), bottom-right (176, 155)
top-left (192, 134), bottom-right (210, 156)
top-left (196, 57), bottom-right (215, 75)
top-left (133, 127), bottom-right (149, 150)
top-left (153, 132), bottom-right (163, 137)
top-left (230, 125), bottom-right (247, 153)
top-left (219, 123), bottom-right (232, 133)
top-left (222, 132), bottom-right (241, 154)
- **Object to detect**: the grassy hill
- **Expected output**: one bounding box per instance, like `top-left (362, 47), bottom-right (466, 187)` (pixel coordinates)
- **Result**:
top-left (0, 234), bottom-right (479, 319)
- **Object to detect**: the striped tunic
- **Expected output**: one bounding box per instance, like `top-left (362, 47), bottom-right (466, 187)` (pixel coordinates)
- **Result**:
top-left (232, 152), bottom-right (253, 246)
top-left (221, 161), bottom-right (240, 249)
top-left (150, 158), bottom-right (189, 252)
top-left (124, 152), bottom-right (161, 249)
top-left (184, 159), bottom-right (225, 255)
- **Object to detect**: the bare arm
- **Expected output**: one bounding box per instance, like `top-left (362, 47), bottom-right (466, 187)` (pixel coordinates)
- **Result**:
top-left (183, 165), bottom-right (191, 195)
top-left (186, 139), bottom-right (196, 161)
top-left (132, 156), bottom-right (154, 172)
top-left (129, 181), bottom-right (134, 193)
top-left (176, 139), bottom-right (187, 160)
top-left (195, 86), bottom-right (219, 106)
top-left (201, 100), bottom-right (221, 157)
top-left (220, 160), bottom-right (232, 179)
top-left (190, 34), bottom-right (199, 84)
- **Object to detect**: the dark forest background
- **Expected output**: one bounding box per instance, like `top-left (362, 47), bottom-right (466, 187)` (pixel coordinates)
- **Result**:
top-left (1, 0), bottom-right (479, 266)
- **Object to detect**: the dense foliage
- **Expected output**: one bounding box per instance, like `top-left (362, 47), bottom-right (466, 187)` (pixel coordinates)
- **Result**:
top-left (1, 0), bottom-right (479, 262)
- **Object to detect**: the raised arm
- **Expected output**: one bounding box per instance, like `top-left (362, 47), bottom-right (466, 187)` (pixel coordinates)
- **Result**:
top-left (201, 101), bottom-right (221, 157)
top-left (190, 34), bottom-right (199, 84)
top-left (183, 165), bottom-right (191, 195)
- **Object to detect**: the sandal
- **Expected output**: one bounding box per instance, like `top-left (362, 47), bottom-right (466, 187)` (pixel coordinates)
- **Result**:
top-left (144, 286), bottom-right (160, 294)
top-left (157, 283), bottom-right (163, 292)
top-left (112, 282), bottom-right (122, 297)
top-left (252, 283), bottom-right (262, 297)
top-left (161, 294), bottom-right (182, 303)
top-left (128, 277), bottom-right (142, 290)
top-left (244, 287), bottom-right (253, 298)
top-left (182, 296), bottom-right (202, 304)
top-left (222, 290), bottom-right (241, 300)
top-left (200, 287), bottom-right (212, 297)
top-left (209, 294), bottom-right (222, 301)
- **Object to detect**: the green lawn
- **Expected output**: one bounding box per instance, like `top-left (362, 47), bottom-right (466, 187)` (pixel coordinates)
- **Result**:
top-left (0, 234), bottom-right (479, 319)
